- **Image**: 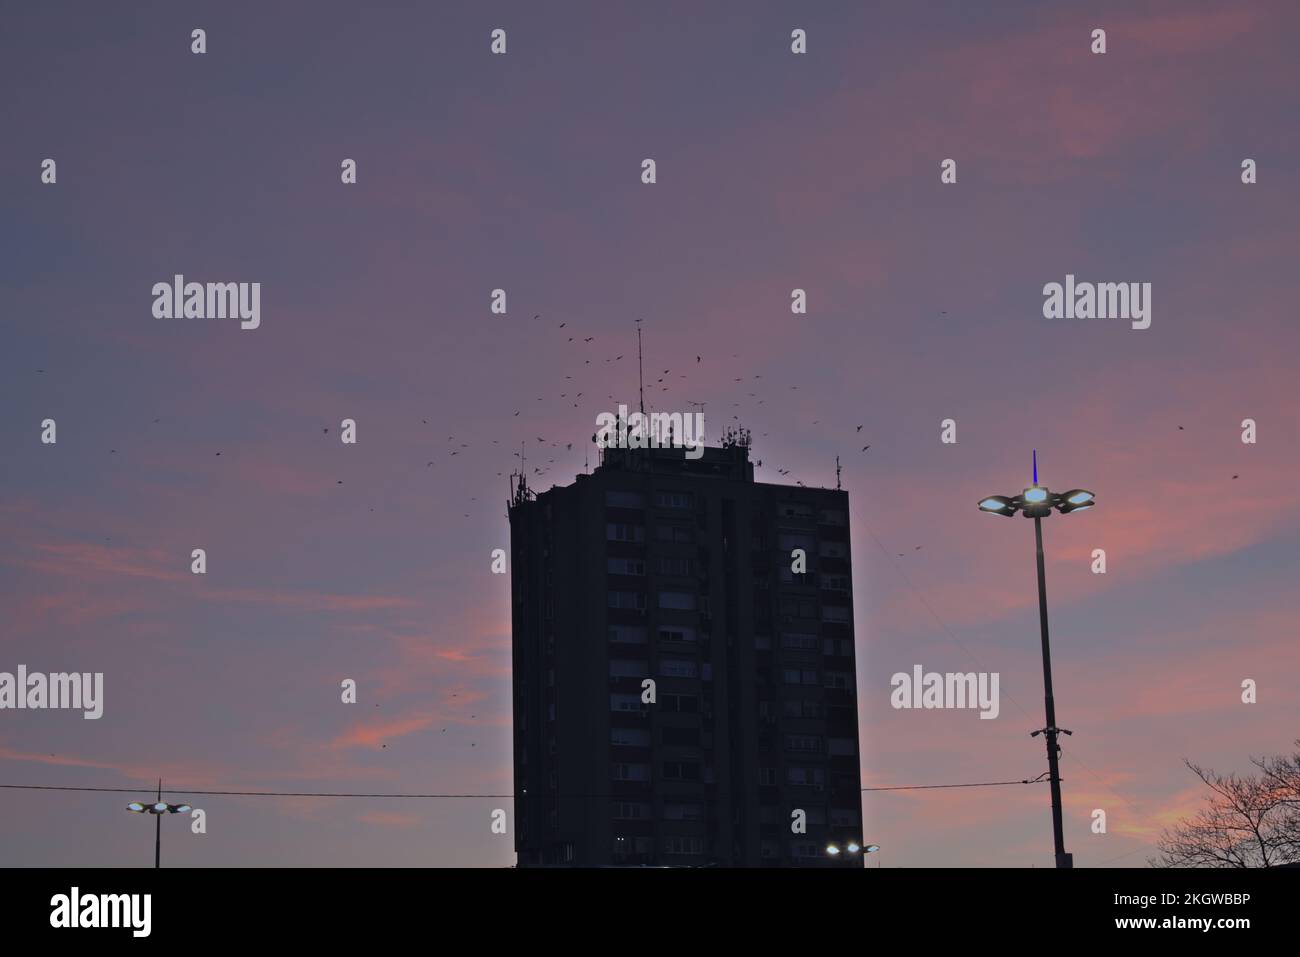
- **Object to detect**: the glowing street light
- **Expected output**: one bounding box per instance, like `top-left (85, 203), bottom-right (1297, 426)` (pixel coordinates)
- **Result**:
top-left (978, 451), bottom-right (1094, 869)
top-left (826, 841), bottom-right (879, 859)
top-left (124, 779), bottom-right (190, 868)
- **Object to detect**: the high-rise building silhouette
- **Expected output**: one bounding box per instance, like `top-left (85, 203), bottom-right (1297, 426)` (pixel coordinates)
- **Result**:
top-left (508, 432), bottom-right (863, 866)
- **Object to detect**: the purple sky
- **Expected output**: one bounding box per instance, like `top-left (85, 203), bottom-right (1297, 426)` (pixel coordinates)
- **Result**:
top-left (2, 0), bottom-right (1298, 867)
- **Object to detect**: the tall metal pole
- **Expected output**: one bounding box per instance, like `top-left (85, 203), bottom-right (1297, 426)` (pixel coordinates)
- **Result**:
top-left (636, 323), bottom-right (645, 416)
top-left (1033, 517), bottom-right (1071, 868)
top-left (155, 779), bottom-right (162, 869)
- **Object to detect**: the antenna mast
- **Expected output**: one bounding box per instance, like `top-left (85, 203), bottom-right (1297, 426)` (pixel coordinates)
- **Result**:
top-left (836, 455), bottom-right (841, 490)
top-left (636, 319), bottom-right (645, 416)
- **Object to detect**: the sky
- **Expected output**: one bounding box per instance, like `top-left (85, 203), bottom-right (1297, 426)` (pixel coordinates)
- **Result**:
top-left (1, 0), bottom-right (1298, 867)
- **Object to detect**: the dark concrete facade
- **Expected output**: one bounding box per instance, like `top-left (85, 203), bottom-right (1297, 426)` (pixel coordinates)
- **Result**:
top-left (509, 439), bottom-right (863, 866)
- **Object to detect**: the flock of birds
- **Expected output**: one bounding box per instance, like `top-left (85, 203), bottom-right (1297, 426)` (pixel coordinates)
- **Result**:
top-left (31, 329), bottom-right (1247, 757)
top-left (384, 316), bottom-right (890, 501)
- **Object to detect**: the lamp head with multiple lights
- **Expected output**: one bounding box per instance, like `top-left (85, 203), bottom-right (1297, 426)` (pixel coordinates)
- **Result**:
top-left (826, 842), bottom-right (880, 857)
top-left (978, 486), bottom-right (1094, 519)
top-left (126, 801), bottom-right (192, 815)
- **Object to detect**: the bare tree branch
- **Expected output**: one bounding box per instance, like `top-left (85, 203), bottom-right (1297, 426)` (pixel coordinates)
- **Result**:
top-left (1151, 746), bottom-right (1300, 868)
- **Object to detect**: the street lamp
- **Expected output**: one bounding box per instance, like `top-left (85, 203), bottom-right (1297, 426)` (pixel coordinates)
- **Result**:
top-left (979, 451), bottom-right (1094, 870)
top-left (826, 841), bottom-right (879, 858)
top-left (125, 779), bottom-right (191, 868)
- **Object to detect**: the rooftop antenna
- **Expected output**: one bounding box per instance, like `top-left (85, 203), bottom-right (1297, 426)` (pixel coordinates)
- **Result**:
top-left (636, 318), bottom-right (645, 416)
top-left (1033, 449), bottom-right (1038, 485)
top-left (836, 455), bottom-right (841, 490)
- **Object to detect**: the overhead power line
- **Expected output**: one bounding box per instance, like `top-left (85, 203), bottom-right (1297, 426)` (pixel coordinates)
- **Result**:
top-left (0, 777), bottom-right (1047, 799)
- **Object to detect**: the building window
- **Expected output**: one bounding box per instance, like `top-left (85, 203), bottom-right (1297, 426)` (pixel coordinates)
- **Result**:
top-left (784, 734), bottom-right (824, 753)
top-left (781, 632), bottom-right (819, 651)
top-left (831, 807), bottom-right (861, 827)
top-left (778, 503), bottom-right (815, 520)
top-left (611, 727), bottom-right (651, 747)
top-left (607, 557), bottom-right (646, 576)
top-left (660, 658), bottom-right (698, 678)
top-left (822, 575), bottom-right (850, 593)
top-left (661, 726), bottom-right (700, 746)
top-left (606, 523), bottom-right (645, 543)
top-left (823, 638), bottom-right (853, 656)
top-left (778, 597), bottom-right (818, 619)
top-left (758, 768), bottom-right (777, 787)
top-left (655, 523), bottom-right (695, 544)
top-left (663, 836), bottom-right (704, 855)
top-left (782, 668), bottom-right (819, 686)
top-left (779, 565), bottom-right (809, 584)
top-left (824, 671), bottom-right (853, 691)
top-left (610, 693), bottom-right (644, 712)
top-left (822, 605), bottom-right (850, 623)
top-left (658, 625), bottom-right (696, 643)
top-left (779, 532), bottom-right (816, 552)
top-left (658, 591), bottom-right (696, 611)
top-left (782, 699), bottom-right (823, 719)
top-left (662, 761), bottom-right (701, 781)
top-left (658, 556), bottom-right (693, 576)
top-left (818, 508), bottom-right (847, 526)
top-left (660, 693), bottom-right (699, 713)
top-left (613, 801), bottom-right (651, 820)
top-left (663, 802), bottom-right (703, 821)
top-left (609, 625), bottom-right (648, 644)
top-left (828, 737), bottom-right (857, 756)
top-left (608, 591), bottom-right (646, 611)
top-left (605, 490), bottom-right (645, 508)
top-left (656, 491), bottom-right (694, 509)
top-left (787, 767), bottom-right (825, 789)
top-left (613, 763), bottom-right (650, 781)
top-left (818, 540), bottom-right (848, 559)
top-left (609, 658), bottom-right (648, 678)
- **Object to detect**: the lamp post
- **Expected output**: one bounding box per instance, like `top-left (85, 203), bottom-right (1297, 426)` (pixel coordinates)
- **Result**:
top-left (125, 779), bottom-right (192, 868)
top-left (979, 451), bottom-right (1094, 869)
